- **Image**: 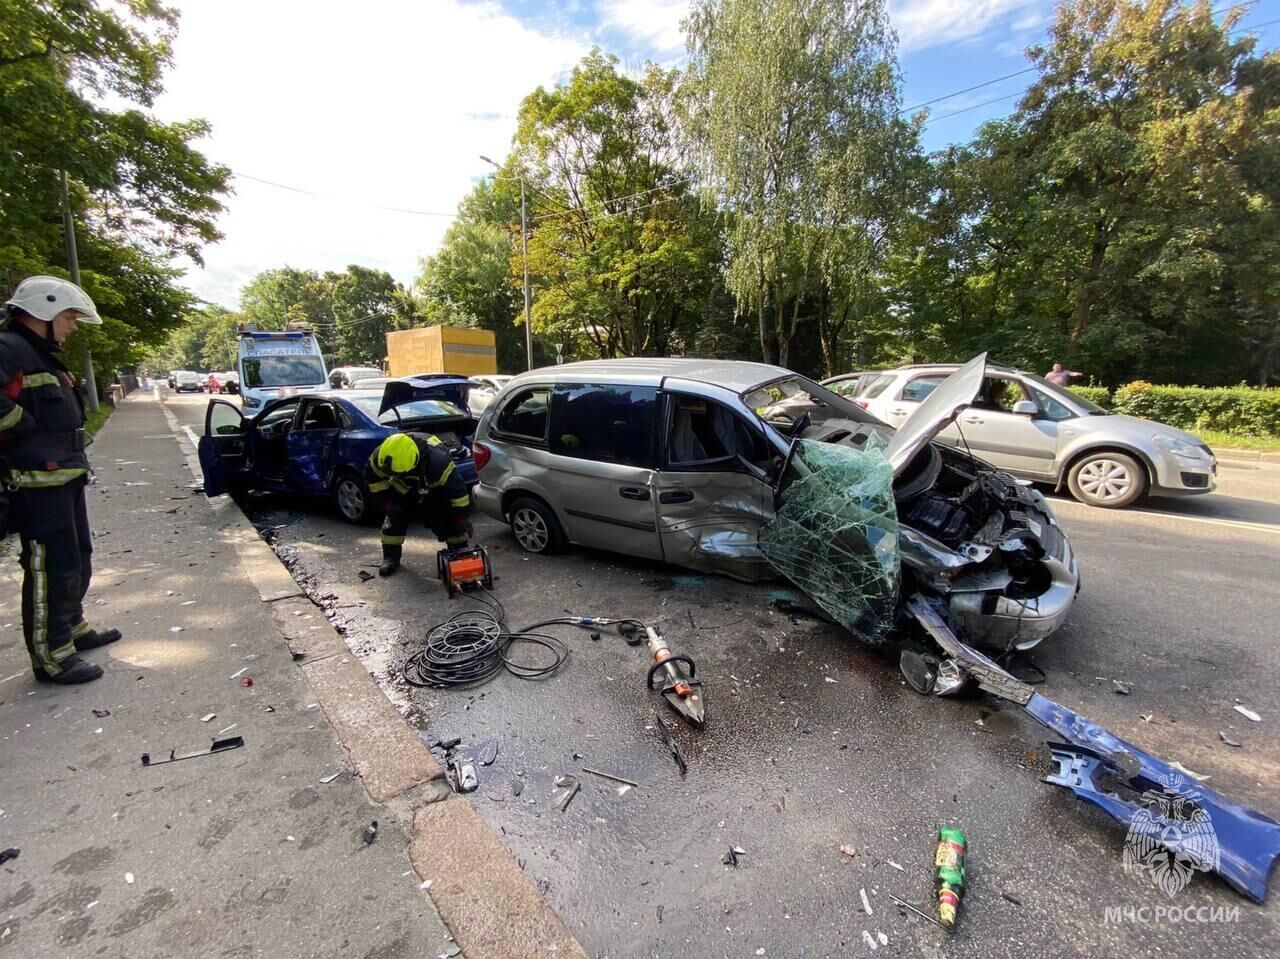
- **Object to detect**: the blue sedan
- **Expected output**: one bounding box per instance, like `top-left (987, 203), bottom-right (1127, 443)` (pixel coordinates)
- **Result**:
top-left (199, 377), bottom-right (478, 523)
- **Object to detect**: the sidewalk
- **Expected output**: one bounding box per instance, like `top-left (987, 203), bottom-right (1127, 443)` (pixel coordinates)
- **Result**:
top-left (0, 394), bottom-right (571, 957)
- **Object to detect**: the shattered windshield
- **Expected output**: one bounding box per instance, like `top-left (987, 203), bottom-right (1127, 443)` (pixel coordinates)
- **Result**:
top-left (759, 439), bottom-right (900, 644)
top-left (742, 375), bottom-right (880, 434)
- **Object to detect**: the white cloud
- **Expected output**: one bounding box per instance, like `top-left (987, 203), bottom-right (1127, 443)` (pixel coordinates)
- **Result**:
top-left (597, 0), bottom-right (691, 58)
top-left (157, 0), bottom-right (589, 308)
top-left (891, 0), bottom-right (1046, 53)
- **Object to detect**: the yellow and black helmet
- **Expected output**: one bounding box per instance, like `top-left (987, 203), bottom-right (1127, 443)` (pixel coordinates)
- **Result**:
top-left (376, 434), bottom-right (419, 475)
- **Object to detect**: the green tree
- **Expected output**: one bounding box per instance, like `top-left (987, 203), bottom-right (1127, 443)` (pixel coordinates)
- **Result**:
top-left (685, 0), bottom-right (912, 370)
top-left (919, 0), bottom-right (1280, 385)
top-left (1, 0), bottom-right (229, 386)
top-left (512, 52), bottom-right (722, 361)
top-left (325, 265), bottom-right (417, 366)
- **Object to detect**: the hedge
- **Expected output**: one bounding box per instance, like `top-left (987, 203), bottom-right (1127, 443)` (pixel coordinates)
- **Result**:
top-left (1062, 383), bottom-right (1280, 438)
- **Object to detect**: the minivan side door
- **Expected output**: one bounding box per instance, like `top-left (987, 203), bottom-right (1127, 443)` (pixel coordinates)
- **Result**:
top-left (653, 388), bottom-right (775, 580)
top-left (544, 383), bottom-right (664, 560)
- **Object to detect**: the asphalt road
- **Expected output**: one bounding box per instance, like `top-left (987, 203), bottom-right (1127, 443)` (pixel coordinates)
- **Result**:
top-left (166, 390), bottom-right (1280, 959)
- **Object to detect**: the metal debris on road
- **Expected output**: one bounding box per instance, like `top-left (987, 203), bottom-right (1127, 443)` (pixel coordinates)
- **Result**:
top-left (320, 772), bottom-right (342, 784)
top-left (889, 894), bottom-right (944, 929)
top-left (839, 844), bottom-right (857, 858)
top-left (722, 847), bottom-right (739, 867)
top-left (125, 872), bottom-right (135, 885)
top-left (0, 849), bottom-right (18, 865)
top-left (92, 708), bottom-right (110, 718)
top-left (200, 713), bottom-right (216, 722)
top-left (860, 887), bottom-right (873, 915)
top-left (1220, 732), bottom-right (1243, 748)
top-left (230, 667), bottom-right (248, 679)
top-left (860, 931), bottom-right (877, 951)
top-left (363, 821), bottom-right (378, 845)
top-left (1234, 704), bottom-right (1262, 722)
top-left (558, 782), bottom-right (581, 812)
top-left (216, 724), bottom-right (237, 736)
top-left (654, 715), bottom-right (687, 774)
top-left (142, 736), bottom-right (245, 767)
top-left (553, 774), bottom-right (577, 789)
top-left (358, 570), bottom-right (374, 582)
top-left (1113, 680), bottom-right (1133, 695)
top-left (581, 766), bottom-right (639, 787)
top-left (885, 860), bottom-right (904, 872)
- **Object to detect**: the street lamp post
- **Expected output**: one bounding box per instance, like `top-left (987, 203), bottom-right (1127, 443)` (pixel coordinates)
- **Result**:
top-left (480, 155), bottom-right (533, 371)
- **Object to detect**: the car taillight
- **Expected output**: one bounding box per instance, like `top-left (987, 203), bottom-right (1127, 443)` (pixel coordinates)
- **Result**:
top-left (855, 400), bottom-right (869, 409)
top-left (473, 442), bottom-right (491, 471)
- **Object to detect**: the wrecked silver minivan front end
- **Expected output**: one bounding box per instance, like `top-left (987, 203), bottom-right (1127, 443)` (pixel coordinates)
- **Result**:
top-left (755, 353), bottom-right (1079, 653)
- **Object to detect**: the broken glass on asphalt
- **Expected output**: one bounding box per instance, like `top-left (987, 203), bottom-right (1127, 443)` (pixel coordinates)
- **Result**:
top-left (759, 438), bottom-right (900, 644)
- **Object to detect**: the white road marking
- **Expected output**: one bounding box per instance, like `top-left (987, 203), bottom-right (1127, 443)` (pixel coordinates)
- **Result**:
top-left (1052, 501), bottom-right (1280, 536)
top-left (182, 425), bottom-right (200, 449)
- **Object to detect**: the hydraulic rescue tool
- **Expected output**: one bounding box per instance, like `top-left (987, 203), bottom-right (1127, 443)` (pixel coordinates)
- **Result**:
top-left (645, 625), bottom-right (705, 727)
top-left (436, 545), bottom-right (494, 597)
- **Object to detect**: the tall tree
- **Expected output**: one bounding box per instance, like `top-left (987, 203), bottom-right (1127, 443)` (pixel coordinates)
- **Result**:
top-left (1, 0), bottom-right (229, 385)
top-left (512, 52), bottom-right (722, 361)
top-left (929, 0), bottom-right (1280, 385)
top-left (685, 0), bottom-right (912, 369)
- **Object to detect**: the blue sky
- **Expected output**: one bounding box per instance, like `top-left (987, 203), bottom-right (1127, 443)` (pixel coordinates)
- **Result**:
top-left (158, 0), bottom-right (1279, 308)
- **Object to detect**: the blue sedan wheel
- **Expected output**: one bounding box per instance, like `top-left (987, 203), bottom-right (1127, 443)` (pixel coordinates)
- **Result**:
top-left (334, 472), bottom-right (373, 524)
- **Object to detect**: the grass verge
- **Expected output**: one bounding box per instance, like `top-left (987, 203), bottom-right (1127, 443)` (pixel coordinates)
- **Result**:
top-left (1193, 429), bottom-right (1280, 453)
top-left (85, 404), bottom-right (114, 438)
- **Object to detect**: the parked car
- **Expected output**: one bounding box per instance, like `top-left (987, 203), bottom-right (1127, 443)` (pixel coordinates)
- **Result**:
top-left (329, 366), bottom-right (385, 390)
top-left (472, 354), bottom-right (1078, 652)
top-left (819, 371), bottom-right (876, 400)
top-left (855, 363), bottom-right (1216, 508)
top-left (467, 375), bottom-right (514, 415)
top-left (206, 371), bottom-right (239, 394)
top-left (173, 370), bottom-right (203, 393)
top-left (198, 376), bottom-right (479, 524)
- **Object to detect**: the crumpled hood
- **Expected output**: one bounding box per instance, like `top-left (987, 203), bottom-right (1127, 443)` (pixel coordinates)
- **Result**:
top-left (885, 353), bottom-right (987, 475)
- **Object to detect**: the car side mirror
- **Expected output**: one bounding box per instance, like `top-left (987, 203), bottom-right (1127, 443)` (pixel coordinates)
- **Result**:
top-left (1012, 400), bottom-right (1038, 416)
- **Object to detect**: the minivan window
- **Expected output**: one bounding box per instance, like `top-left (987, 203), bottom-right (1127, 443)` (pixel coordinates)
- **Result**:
top-left (495, 388), bottom-right (551, 440)
top-left (549, 384), bottom-right (659, 468)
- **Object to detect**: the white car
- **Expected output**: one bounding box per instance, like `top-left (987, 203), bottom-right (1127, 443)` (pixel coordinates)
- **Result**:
top-left (856, 363), bottom-right (1216, 508)
top-left (466, 375), bottom-right (514, 415)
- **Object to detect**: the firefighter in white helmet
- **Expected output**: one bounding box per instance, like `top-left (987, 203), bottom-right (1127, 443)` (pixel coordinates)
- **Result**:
top-left (0, 276), bottom-right (123, 684)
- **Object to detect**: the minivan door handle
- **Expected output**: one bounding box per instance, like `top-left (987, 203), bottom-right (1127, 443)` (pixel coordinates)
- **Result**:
top-left (619, 486), bottom-right (651, 501)
top-left (658, 489), bottom-right (694, 504)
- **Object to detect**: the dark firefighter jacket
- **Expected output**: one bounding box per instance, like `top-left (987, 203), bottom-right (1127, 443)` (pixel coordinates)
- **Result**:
top-left (364, 432), bottom-right (471, 517)
top-left (0, 322), bottom-right (90, 487)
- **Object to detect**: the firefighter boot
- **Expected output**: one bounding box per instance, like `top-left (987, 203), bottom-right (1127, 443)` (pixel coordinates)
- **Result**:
top-left (378, 558), bottom-right (400, 577)
top-left (74, 627), bottom-right (123, 651)
top-left (34, 655), bottom-right (104, 685)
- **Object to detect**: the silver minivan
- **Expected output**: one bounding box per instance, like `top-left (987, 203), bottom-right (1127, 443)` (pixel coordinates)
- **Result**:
top-left (471, 356), bottom-right (1080, 652)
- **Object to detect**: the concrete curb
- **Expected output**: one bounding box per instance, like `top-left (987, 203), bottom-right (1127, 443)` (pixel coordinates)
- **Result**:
top-left (1215, 447), bottom-right (1280, 465)
top-left (158, 393), bottom-right (590, 959)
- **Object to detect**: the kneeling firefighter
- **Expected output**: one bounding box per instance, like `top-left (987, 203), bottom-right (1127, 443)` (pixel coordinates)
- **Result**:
top-left (365, 432), bottom-right (473, 577)
top-left (1, 277), bottom-right (123, 685)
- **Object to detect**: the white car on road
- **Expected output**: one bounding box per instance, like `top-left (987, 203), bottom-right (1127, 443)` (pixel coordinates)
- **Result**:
top-left (854, 363), bottom-right (1216, 508)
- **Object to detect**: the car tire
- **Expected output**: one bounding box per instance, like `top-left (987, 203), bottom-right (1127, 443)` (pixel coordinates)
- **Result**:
top-left (1066, 451), bottom-right (1147, 509)
top-left (333, 471), bottom-right (376, 525)
top-left (508, 495), bottom-right (566, 555)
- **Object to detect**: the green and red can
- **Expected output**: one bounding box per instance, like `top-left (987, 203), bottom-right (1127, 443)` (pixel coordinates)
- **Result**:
top-left (935, 826), bottom-right (967, 930)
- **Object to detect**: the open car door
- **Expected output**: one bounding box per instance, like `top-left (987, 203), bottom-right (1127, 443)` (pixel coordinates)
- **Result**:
top-left (197, 399), bottom-right (252, 496)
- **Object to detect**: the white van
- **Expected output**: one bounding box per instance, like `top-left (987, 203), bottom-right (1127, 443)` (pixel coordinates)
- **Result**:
top-left (236, 329), bottom-right (329, 411)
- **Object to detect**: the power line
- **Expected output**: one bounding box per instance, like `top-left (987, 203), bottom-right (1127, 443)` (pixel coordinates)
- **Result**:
top-left (907, 0), bottom-right (1267, 122)
top-left (531, 176), bottom-right (701, 224)
top-left (233, 172), bottom-right (458, 218)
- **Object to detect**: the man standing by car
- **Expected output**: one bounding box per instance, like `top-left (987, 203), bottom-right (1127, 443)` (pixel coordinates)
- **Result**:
top-left (1, 277), bottom-right (122, 684)
top-left (1046, 362), bottom-right (1083, 386)
top-left (365, 432), bottom-right (473, 577)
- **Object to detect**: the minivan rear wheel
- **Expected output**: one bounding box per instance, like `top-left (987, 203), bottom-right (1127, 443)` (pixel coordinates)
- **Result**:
top-left (1067, 451), bottom-right (1146, 509)
top-left (508, 496), bottom-right (566, 555)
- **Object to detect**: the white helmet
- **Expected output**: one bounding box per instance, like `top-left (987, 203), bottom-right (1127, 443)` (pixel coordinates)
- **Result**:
top-left (5, 275), bottom-right (102, 325)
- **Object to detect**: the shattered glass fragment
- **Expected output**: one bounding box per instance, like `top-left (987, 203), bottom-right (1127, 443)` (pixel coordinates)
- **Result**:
top-left (759, 439), bottom-right (900, 644)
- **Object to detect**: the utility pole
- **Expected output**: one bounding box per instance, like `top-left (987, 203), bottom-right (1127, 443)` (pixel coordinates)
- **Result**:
top-left (480, 155), bottom-right (534, 371)
top-left (61, 169), bottom-right (99, 413)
